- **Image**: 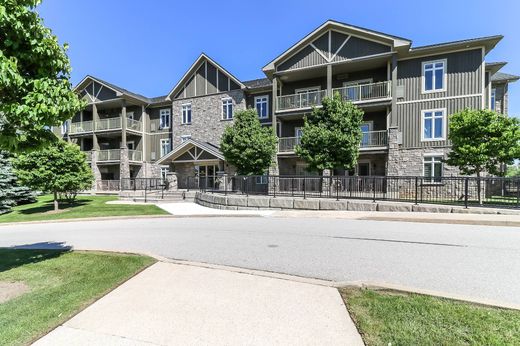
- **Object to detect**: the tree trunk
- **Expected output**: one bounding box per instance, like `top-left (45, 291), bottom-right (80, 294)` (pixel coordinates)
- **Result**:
top-left (53, 191), bottom-right (59, 211)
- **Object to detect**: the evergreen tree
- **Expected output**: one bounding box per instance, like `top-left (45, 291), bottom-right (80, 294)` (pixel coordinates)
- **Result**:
top-left (0, 151), bottom-right (35, 214)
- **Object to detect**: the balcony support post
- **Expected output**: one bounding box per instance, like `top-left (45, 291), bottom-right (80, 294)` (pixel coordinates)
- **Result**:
top-left (141, 105), bottom-right (147, 162)
top-left (327, 64), bottom-right (332, 97)
top-left (390, 54), bottom-right (398, 127)
top-left (121, 100), bottom-right (127, 148)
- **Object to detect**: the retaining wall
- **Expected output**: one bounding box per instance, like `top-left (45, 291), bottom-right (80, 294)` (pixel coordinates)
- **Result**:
top-left (194, 192), bottom-right (520, 215)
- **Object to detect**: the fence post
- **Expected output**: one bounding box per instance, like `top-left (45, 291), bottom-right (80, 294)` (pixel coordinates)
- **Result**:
top-left (336, 176), bottom-right (339, 201)
top-left (303, 176), bottom-right (306, 199)
top-left (273, 176), bottom-right (276, 198)
top-left (245, 177), bottom-right (248, 197)
top-left (144, 185), bottom-right (147, 203)
top-left (291, 178), bottom-right (294, 197)
top-left (464, 177), bottom-right (469, 209)
top-left (414, 176), bottom-right (418, 205)
top-left (373, 177), bottom-right (376, 202)
top-left (516, 178), bottom-right (520, 209)
top-left (224, 176), bottom-right (227, 196)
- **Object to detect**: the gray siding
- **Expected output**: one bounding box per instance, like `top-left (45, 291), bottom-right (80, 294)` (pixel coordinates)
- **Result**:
top-left (397, 95), bottom-right (482, 148)
top-left (397, 49), bottom-right (483, 101)
top-left (333, 36), bottom-right (390, 63)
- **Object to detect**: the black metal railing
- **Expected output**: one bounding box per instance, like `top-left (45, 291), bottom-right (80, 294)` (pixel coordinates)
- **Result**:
top-left (121, 178), bottom-right (167, 191)
top-left (190, 175), bottom-right (520, 209)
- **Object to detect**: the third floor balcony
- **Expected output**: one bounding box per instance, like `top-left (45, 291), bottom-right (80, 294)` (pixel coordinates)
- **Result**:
top-left (276, 81), bottom-right (391, 113)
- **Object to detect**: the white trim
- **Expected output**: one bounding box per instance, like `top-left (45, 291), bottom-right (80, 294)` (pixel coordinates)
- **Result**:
top-left (481, 47), bottom-right (486, 109)
top-left (421, 59), bottom-right (447, 94)
top-left (254, 95), bottom-right (270, 119)
top-left (294, 127), bottom-right (303, 138)
top-left (159, 108), bottom-right (171, 129)
top-left (330, 35), bottom-right (351, 61)
top-left (309, 42), bottom-right (330, 62)
top-left (422, 154), bottom-right (444, 182)
top-left (343, 78), bottom-right (373, 87)
top-left (295, 86), bottom-right (321, 93)
top-left (221, 97), bottom-right (233, 120)
top-left (420, 108), bottom-right (447, 142)
top-left (181, 103), bottom-right (192, 124)
top-left (159, 138), bottom-right (171, 158)
top-left (396, 93), bottom-right (482, 105)
top-left (397, 46), bottom-right (485, 61)
top-left (490, 88), bottom-right (496, 111)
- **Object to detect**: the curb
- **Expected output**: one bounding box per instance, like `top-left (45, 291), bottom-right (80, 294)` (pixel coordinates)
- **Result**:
top-left (357, 216), bottom-right (520, 227)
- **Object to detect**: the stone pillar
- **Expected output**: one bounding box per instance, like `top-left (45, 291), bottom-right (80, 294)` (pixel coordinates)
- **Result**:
top-left (386, 126), bottom-right (401, 196)
top-left (321, 169), bottom-right (332, 196)
top-left (90, 150), bottom-right (102, 192)
top-left (166, 172), bottom-right (178, 191)
top-left (120, 147), bottom-right (130, 183)
top-left (327, 64), bottom-right (332, 97)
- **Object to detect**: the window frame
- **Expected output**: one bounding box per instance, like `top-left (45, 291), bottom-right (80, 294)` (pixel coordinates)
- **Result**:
top-left (180, 135), bottom-right (192, 143)
top-left (254, 95), bottom-right (269, 119)
top-left (221, 98), bottom-right (233, 120)
top-left (423, 154), bottom-right (444, 183)
top-left (181, 103), bottom-right (192, 125)
top-left (61, 121), bottom-right (69, 135)
top-left (421, 108), bottom-right (447, 142)
top-left (160, 138), bottom-right (171, 158)
top-left (159, 109), bottom-right (171, 129)
top-left (421, 59), bottom-right (447, 93)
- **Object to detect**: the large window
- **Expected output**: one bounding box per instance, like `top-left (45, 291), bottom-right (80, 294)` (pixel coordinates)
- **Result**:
top-left (182, 104), bottom-right (192, 124)
top-left (491, 88), bottom-right (496, 111)
top-left (255, 95), bottom-right (269, 119)
top-left (159, 109), bottom-right (170, 129)
top-left (160, 138), bottom-right (171, 157)
top-left (424, 156), bottom-right (443, 183)
top-left (222, 98), bottom-right (233, 120)
top-left (422, 59), bottom-right (446, 92)
top-left (422, 109), bottom-right (446, 141)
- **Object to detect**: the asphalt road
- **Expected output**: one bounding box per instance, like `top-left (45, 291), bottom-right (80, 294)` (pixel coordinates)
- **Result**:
top-left (1, 216), bottom-right (520, 306)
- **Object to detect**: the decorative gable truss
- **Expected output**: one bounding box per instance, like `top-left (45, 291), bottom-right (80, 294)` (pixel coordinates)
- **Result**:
top-left (277, 30), bottom-right (392, 72)
top-left (167, 54), bottom-right (245, 100)
top-left (78, 81), bottom-right (118, 103)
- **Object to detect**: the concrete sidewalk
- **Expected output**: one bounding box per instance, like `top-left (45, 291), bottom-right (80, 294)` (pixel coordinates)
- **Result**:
top-left (156, 202), bottom-right (275, 217)
top-left (33, 262), bottom-right (363, 346)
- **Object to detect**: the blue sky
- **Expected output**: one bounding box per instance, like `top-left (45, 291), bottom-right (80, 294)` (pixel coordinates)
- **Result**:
top-left (38, 0), bottom-right (520, 115)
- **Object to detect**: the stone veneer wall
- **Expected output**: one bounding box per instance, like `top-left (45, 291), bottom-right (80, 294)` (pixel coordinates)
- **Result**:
top-left (170, 89), bottom-right (247, 147)
top-left (136, 162), bottom-right (162, 179)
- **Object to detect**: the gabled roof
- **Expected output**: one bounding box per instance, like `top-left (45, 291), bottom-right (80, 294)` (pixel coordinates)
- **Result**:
top-left (156, 138), bottom-right (224, 165)
top-left (74, 75), bottom-right (151, 104)
top-left (262, 20), bottom-right (411, 72)
top-left (486, 62), bottom-right (507, 76)
top-left (166, 53), bottom-right (245, 100)
top-left (243, 78), bottom-right (272, 89)
top-left (406, 35), bottom-right (503, 57)
top-left (491, 72), bottom-right (520, 83)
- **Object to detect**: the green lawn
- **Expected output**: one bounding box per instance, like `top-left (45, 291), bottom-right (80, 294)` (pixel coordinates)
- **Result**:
top-left (0, 194), bottom-right (169, 223)
top-left (0, 248), bottom-right (155, 345)
top-left (340, 287), bottom-right (520, 345)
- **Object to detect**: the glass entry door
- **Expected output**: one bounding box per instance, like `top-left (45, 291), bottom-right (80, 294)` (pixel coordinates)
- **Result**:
top-left (197, 164), bottom-right (217, 189)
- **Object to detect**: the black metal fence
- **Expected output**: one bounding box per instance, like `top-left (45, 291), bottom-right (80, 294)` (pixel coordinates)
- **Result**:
top-left (121, 178), bottom-right (167, 191)
top-left (190, 175), bottom-right (520, 209)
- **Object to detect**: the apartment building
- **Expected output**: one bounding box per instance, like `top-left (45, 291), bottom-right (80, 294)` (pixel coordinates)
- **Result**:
top-left (56, 20), bottom-right (518, 190)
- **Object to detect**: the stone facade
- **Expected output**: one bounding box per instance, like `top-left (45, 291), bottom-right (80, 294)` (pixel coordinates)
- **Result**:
top-left (170, 89), bottom-right (247, 147)
top-left (136, 162), bottom-right (162, 179)
top-left (119, 147), bottom-right (130, 180)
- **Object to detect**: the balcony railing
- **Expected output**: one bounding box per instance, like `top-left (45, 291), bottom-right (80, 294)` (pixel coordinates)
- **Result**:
top-left (332, 81), bottom-right (391, 103)
top-left (127, 118), bottom-right (142, 132)
top-left (128, 150), bottom-right (143, 161)
top-left (98, 149), bottom-right (121, 161)
top-left (96, 117), bottom-right (122, 131)
top-left (278, 137), bottom-right (301, 153)
top-left (70, 121), bottom-right (93, 134)
top-left (278, 130), bottom-right (388, 153)
top-left (277, 90), bottom-right (327, 111)
top-left (84, 151), bottom-right (92, 161)
top-left (360, 130), bottom-right (388, 148)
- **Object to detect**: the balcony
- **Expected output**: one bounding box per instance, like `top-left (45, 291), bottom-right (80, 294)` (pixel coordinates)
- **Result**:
top-left (128, 149), bottom-right (143, 161)
top-left (84, 151), bottom-right (92, 161)
top-left (127, 118), bottom-right (142, 132)
top-left (70, 121), bottom-right (93, 134)
top-left (277, 90), bottom-right (327, 112)
top-left (333, 81), bottom-right (391, 103)
top-left (278, 130), bottom-right (388, 153)
top-left (96, 117), bottom-right (122, 131)
top-left (276, 81), bottom-right (391, 112)
top-left (98, 149), bottom-right (121, 161)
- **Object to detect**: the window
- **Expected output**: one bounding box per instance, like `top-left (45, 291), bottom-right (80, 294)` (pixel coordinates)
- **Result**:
top-left (159, 109), bottom-right (171, 129)
top-left (160, 167), bottom-right (169, 181)
top-left (490, 88), bottom-right (496, 111)
top-left (422, 59), bottom-right (446, 92)
top-left (182, 104), bottom-right (192, 124)
top-left (126, 141), bottom-right (135, 150)
top-left (222, 98), bottom-right (233, 120)
top-left (295, 127), bottom-right (303, 138)
top-left (424, 156), bottom-right (443, 183)
top-left (256, 175), bottom-right (268, 184)
top-left (360, 122), bottom-right (373, 146)
top-left (61, 121), bottom-right (69, 134)
top-left (255, 95), bottom-right (269, 119)
top-left (160, 138), bottom-right (171, 157)
top-left (422, 109), bottom-right (446, 141)
top-left (180, 135), bottom-right (191, 143)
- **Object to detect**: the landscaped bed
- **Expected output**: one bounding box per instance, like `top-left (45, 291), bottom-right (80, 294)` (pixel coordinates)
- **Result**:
top-left (340, 287), bottom-right (520, 345)
top-left (0, 248), bottom-right (155, 345)
top-left (0, 194), bottom-right (169, 223)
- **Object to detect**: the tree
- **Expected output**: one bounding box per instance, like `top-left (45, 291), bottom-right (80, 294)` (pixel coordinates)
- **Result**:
top-left (220, 109), bottom-right (277, 175)
top-left (0, 0), bottom-right (84, 152)
top-left (506, 164), bottom-right (520, 177)
top-left (13, 141), bottom-right (93, 211)
top-left (0, 151), bottom-right (35, 214)
top-left (296, 93), bottom-right (364, 173)
top-left (446, 109), bottom-right (520, 178)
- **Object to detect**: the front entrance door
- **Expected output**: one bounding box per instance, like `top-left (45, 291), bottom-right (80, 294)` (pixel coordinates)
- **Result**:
top-left (197, 164), bottom-right (218, 189)
top-left (358, 162), bottom-right (370, 176)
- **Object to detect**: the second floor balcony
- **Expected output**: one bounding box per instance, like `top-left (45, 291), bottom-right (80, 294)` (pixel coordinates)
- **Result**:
top-left (69, 117), bottom-right (142, 135)
top-left (278, 130), bottom-right (388, 153)
top-left (276, 81), bottom-right (391, 112)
